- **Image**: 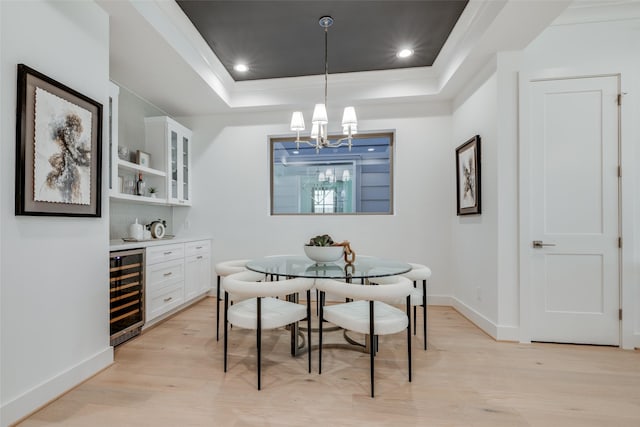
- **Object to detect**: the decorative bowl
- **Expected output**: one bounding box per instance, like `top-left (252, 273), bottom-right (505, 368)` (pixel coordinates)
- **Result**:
top-left (304, 245), bottom-right (344, 263)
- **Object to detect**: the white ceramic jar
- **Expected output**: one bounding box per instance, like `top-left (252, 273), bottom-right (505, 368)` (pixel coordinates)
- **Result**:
top-left (128, 218), bottom-right (143, 240)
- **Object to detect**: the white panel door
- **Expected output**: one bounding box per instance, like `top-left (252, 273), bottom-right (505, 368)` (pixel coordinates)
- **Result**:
top-left (529, 75), bottom-right (619, 345)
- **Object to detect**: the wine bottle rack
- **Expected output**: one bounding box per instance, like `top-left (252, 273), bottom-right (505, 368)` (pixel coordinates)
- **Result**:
top-left (110, 248), bottom-right (145, 346)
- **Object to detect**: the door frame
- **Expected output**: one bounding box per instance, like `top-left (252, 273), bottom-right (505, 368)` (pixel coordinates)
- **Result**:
top-left (518, 68), bottom-right (636, 349)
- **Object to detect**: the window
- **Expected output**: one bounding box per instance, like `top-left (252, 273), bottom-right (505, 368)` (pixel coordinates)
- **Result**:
top-left (270, 132), bottom-right (394, 215)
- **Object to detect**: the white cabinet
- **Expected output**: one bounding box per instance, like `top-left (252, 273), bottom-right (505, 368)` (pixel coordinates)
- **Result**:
top-left (146, 259), bottom-right (185, 321)
top-left (146, 243), bottom-right (184, 265)
top-left (107, 94), bottom-right (192, 206)
top-left (143, 239), bottom-right (211, 325)
top-left (184, 240), bottom-right (211, 300)
top-left (145, 244), bottom-right (186, 322)
top-left (144, 116), bottom-right (192, 206)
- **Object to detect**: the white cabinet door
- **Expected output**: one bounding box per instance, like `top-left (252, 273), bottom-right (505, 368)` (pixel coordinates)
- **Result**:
top-left (108, 82), bottom-right (119, 195)
top-left (129, 116), bottom-right (192, 206)
top-left (166, 119), bottom-right (192, 206)
top-left (185, 254), bottom-right (211, 300)
top-left (184, 240), bottom-right (211, 300)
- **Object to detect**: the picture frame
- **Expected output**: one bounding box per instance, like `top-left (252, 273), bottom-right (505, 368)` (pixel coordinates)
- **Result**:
top-left (136, 150), bottom-right (150, 168)
top-left (455, 135), bottom-right (481, 215)
top-left (15, 64), bottom-right (102, 217)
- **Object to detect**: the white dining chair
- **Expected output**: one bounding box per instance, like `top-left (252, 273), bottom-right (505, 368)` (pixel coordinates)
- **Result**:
top-left (214, 259), bottom-right (249, 341)
top-left (404, 263), bottom-right (431, 350)
top-left (223, 270), bottom-right (314, 390)
top-left (373, 263), bottom-right (432, 350)
top-left (315, 276), bottom-right (413, 397)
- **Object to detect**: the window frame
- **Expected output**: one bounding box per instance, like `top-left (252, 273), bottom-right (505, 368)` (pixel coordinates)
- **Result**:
top-left (269, 131), bottom-right (395, 216)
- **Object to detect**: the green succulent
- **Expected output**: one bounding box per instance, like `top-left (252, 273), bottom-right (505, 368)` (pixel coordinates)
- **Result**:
top-left (307, 234), bottom-right (334, 247)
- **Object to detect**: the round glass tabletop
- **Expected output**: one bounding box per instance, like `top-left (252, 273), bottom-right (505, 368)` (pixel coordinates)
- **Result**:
top-left (246, 255), bottom-right (411, 280)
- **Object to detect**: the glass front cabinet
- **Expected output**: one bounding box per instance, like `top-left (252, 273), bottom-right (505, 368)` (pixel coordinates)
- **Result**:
top-left (145, 116), bottom-right (192, 206)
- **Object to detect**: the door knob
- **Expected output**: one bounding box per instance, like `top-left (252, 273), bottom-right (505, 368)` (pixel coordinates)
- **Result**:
top-left (532, 240), bottom-right (556, 248)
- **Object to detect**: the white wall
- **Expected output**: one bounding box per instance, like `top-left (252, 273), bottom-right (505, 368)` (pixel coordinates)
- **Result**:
top-left (448, 11), bottom-right (640, 348)
top-left (451, 70), bottom-right (500, 335)
top-left (174, 103), bottom-right (454, 300)
top-left (0, 2), bottom-right (112, 425)
top-left (495, 52), bottom-right (521, 339)
top-left (519, 16), bottom-right (640, 348)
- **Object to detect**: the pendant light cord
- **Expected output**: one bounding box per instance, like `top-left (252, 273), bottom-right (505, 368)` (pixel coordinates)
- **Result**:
top-left (324, 24), bottom-right (328, 110)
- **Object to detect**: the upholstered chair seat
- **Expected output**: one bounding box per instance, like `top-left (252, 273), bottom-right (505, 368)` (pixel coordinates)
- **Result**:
top-left (223, 270), bottom-right (314, 390)
top-left (316, 275), bottom-right (413, 397)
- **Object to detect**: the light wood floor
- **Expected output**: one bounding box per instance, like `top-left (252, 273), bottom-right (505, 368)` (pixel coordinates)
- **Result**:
top-left (17, 298), bottom-right (640, 426)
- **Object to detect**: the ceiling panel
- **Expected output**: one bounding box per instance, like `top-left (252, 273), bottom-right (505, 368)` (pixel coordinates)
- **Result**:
top-left (176, 0), bottom-right (468, 81)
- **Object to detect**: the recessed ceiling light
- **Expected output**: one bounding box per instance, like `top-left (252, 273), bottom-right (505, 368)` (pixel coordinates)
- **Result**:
top-left (368, 148), bottom-right (375, 152)
top-left (396, 48), bottom-right (414, 59)
top-left (234, 63), bottom-right (249, 72)
top-left (293, 150), bottom-right (299, 154)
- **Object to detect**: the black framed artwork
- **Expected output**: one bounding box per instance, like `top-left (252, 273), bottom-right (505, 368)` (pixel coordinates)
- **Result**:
top-left (15, 64), bottom-right (103, 217)
top-left (455, 135), bottom-right (481, 215)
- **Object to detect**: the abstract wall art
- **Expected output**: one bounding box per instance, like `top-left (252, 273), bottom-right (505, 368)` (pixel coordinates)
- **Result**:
top-left (15, 64), bottom-right (102, 217)
top-left (455, 135), bottom-right (481, 215)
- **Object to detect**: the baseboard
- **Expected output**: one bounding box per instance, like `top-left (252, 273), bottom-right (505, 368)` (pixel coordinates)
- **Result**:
top-left (1, 347), bottom-right (113, 427)
top-left (495, 325), bottom-right (520, 342)
top-left (446, 297), bottom-right (520, 342)
top-left (449, 297), bottom-right (499, 339)
top-left (633, 332), bottom-right (640, 350)
top-left (426, 294), bottom-right (453, 306)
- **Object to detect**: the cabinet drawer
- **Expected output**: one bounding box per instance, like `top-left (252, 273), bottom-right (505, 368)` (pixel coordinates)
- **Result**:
top-left (147, 259), bottom-right (184, 292)
top-left (147, 281), bottom-right (184, 321)
top-left (185, 240), bottom-right (210, 257)
top-left (146, 243), bottom-right (184, 265)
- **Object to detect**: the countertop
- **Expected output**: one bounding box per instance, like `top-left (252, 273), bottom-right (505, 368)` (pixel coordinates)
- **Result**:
top-left (109, 235), bottom-right (212, 251)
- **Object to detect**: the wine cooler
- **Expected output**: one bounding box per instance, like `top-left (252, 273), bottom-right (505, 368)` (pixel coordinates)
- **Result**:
top-left (110, 248), bottom-right (145, 346)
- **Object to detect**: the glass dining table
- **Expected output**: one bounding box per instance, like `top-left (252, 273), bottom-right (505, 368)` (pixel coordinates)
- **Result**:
top-left (246, 255), bottom-right (412, 281)
top-left (246, 255), bottom-right (412, 354)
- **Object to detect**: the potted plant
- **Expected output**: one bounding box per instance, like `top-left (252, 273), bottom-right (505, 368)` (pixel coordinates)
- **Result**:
top-left (148, 187), bottom-right (157, 198)
top-left (307, 234), bottom-right (334, 247)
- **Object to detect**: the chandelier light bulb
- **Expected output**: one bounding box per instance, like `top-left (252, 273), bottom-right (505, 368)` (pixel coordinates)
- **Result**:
top-left (342, 106), bottom-right (357, 126)
top-left (290, 111), bottom-right (305, 131)
top-left (310, 122), bottom-right (319, 139)
top-left (311, 103), bottom-right (328, 125)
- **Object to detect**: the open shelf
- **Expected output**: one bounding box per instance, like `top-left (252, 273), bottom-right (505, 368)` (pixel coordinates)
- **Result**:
top-left (110, 192), bottom-right (168, 205)
top-left (117, 159), bottom-right (166, 177)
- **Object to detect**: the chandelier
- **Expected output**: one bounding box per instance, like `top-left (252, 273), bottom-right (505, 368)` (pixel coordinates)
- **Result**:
top-left (290, 16), bottom-right (358, 153)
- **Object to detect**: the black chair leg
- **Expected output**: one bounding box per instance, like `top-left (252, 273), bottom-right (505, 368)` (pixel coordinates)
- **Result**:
top-left (223, 291), bottom-right (229, 372)
top-left (216, 275), bottom-right (221, 341)
top-left (369, 300), bottom-right (375, 398)
top-left (413, 280), bottom-right (417, 335)
top-left (257, 297), bottom-right (262, 390)
top-left (319, 291), bottom-right (324, 374)
top-left (422, 279), bottom-right (427, 350)
top-left (307, 289), bottom-right (312, 373)
top-left (407, 295), bottom-right (412, 382)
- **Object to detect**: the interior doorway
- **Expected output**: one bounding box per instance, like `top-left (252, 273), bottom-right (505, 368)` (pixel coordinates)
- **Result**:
top-left (521, 74), bottom-right (620, 346)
